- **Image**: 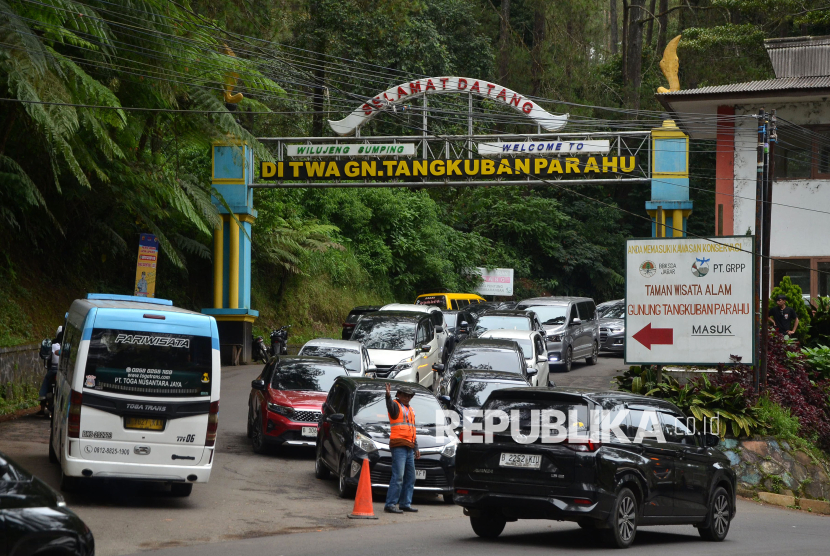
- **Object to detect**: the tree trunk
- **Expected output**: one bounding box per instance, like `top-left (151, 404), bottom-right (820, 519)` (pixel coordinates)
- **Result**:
top-left (624, 0), bottom-right (646, 110)
top-left (656, 0), bottom-right (668, 54)
top-left (645, 0), bottom-right (656, 47)
top-left (621, 0), bottom-right (629, 78)
top-left (610, 0), bottom-right (618, 55)
top-left (499, 0), bottom-right (511, 82)
top-left (530, 5), bottom-right (546, 96)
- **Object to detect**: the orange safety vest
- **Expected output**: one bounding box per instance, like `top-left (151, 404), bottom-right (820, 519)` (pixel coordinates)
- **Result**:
top-left (389, 399), bottom-right (417, 445)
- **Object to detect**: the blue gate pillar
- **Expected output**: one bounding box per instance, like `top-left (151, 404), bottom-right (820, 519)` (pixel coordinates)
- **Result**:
top-left (647, 120), bottom-right (693, 237)
top-left (202, 141), bottom-right (258, 365)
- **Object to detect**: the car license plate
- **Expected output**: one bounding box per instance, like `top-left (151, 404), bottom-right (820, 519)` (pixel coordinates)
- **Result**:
top-left (124, 417), bottom-right (165, 431)
top-left (301, 426), bottom-right (316, 437)
top-left (499, 453), bottom-right (542, 469)
top-left (415, 469), bottom-right (426, 480)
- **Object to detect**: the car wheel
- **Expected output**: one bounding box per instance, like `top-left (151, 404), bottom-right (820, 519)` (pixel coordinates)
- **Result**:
top-left (60, 470), bottom-right (78, 493)
top-left (604, 487), bottom-right (637, 548)
top-left (251, 412), bottom-right (269, 454)
top-left (698, 487), bottom-right (731, 542)
top-left (586, 342), bottom-right (598, 365)
top-left (337, 457), bottom-right (355, 499)
top-left (415, 373), bottom-right (419, 386)
top-left (469, 512), bottom-right (506, 538)
top-left (443, 493), bottom-right (454, 504)
top-left (170, 483), bottom-right (193, 497)
top-left (246, 407), bottom-right (254, 439)
top-left (315, 447), bottom-right (330, 480)
top-left (563, 347), bottom-right (573, 373)
top-left (48, 422), bottom-right (58, 464)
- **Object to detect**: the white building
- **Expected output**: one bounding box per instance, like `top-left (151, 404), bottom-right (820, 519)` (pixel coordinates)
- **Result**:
top-left (657, 35), bottom-right (830, 299)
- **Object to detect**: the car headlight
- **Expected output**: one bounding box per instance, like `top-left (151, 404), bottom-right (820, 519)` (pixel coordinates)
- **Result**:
top-left (267, 402), bottom-right (294, 417)
top-left (441, 441), bottom-right (458, 458)
top-left (354, 431), bottom-right (377, 453)
top-left (389, 356), bottom-right (415, 377)
top-left (56, 494), bottom-right (67, 508)
top-left (548, 334), bottom-right (562, 342)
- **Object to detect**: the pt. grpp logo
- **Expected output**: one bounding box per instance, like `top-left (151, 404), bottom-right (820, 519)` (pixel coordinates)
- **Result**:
top-left (691, 257), bottom-right (710, 277)
top-left (639, 260), bottom-right (657, 278)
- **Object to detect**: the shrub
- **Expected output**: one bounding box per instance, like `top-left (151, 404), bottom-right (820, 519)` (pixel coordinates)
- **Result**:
top-left (796, 345), bottom-right (830, 380)
top-left (755, 396), bottom-right (800, 440)
top-left (769, 276), bottom-right (811, 343)
top-left (809, 296), bottom-right (830, 346)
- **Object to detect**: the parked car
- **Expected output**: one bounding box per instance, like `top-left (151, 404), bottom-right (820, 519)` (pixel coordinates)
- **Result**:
top-left (414, 292), bottom-right (486, 310)
top-left (596, 298), bottom-right (623, 318)
top-left (598, 301), bottom-right (626, 353)
top-left (0, 450), bottom-right (95, 556)
top-left (298, 339), bottom-right (375, 376)
top-left (478, 329), bottom-right (551, 387)
top-left (247, 356), bottom-right (349, 453)
top-left (516, 297), bottom-right (599, 372)
top-left (315, 377), bottom-right (457, 502)
top-left (453, 388), bottom-right (736, 548)
top-left (465, 301), bottom-right (502, 320)
top-left (437, 369), bottom-right (530, 430)
top-left (469, 310), bottom-right (544, 338)
top-left (349, 311), bottom-right (441, 389)
top-left (379, 303), bottom-right (448, 359)
top-left (434, 338), bottom-right (530, 396)
top-left (441, 309), bottom-right (477, 363)
top-left (342, 306), bottom-right (382, 340)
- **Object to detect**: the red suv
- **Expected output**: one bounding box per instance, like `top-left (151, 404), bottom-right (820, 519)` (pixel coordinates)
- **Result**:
top-left (247, 356), bottom-right (348, 453)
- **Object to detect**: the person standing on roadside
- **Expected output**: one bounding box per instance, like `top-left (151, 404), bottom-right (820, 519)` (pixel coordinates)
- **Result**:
top-left (769, 294), bottom-right (799, 337)
top-left (37, 327), bottom-right (62, 415)
top-left (384, 383), bottom-right (420, 514)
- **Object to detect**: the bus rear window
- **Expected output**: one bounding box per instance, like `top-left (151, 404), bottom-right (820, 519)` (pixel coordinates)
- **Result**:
top-left (415, 295), bottom-right (446, 306)
top-left (84, 329), bottom-right (212, 397)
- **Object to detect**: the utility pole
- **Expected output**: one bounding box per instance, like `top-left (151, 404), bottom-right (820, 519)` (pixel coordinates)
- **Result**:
top-left (760, 110), bottom-right (776, 387)
top-left (753, 108), bottom-right (766, 392)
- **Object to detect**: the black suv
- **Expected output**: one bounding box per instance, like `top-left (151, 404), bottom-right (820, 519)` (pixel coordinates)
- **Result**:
top-left (453, 388), bottom-right (736, 548)
top-left (433, 338), bottom-right (529, 396)
top-left (341, 305), bottom-right (382, 340)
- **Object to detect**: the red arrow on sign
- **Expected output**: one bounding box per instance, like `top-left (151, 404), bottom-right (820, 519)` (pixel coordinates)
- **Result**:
top-left (632, 323), bottom-right (673, 350)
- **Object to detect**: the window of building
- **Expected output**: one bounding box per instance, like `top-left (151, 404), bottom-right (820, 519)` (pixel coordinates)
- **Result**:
top-left (819, 262), bottom-right (830, 298)
top-left (773, 259), bottom-right (811, 295)
top-left (775, 128), bottom-right (830, 179)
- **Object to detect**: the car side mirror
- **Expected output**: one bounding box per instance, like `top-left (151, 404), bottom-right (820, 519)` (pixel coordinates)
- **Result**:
top-left (251, 379), bottom-right (266, 390)
top-left (438, 395), bottom-right (452, 404)
top-left (569, 317), bottom-right (582, 326)
top-left (329, 413), bottom-right (345, 423)
top-left (459, 321), bottom-right (468, 328)
top-left (536, 355), bottom-right (547, 363)
top-left (432, 363), bottom-right (445, 373)
top-left (421, 344), bottom-right (431, 353)
top-left (435, 325), bottom-right (444, 333)
top-left (704, 433), bottom-right (720, 447)
top-left (367, 364), bottom-right (377, 372)
top-left (526, 367), bottom-right (537, 376)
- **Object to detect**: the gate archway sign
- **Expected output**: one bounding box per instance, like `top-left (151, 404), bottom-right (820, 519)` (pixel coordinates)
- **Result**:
top-left (328, 77), bottom-right (569, 136)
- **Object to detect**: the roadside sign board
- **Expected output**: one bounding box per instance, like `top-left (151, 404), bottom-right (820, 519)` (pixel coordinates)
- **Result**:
top-left (134, 233), bottom-right (159, 298)
top-left (624, 236), bottom-right (755, 366)
top-left (475, 267), bottom-right (514, 296)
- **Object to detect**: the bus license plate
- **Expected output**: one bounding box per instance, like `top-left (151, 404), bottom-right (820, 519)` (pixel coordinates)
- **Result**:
top-left (415, 469), bottom-right (426, 480)
top-left (124, 417), bottom-right (165, 431)
top-left (301, 426), bottom-right (316, 437)
top-left (499, 453), bottom-right (541, 469)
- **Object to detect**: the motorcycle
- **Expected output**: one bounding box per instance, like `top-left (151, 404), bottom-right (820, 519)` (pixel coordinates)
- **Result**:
top-left (38, 338), bottom-right (55, 417)
top-left (252, 335), bottom-right (269, 363)
top-left (269, 325), bottom-right (291, 356)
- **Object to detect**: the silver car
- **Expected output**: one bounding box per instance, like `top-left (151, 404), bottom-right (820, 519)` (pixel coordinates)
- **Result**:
top-left (597, 300), bottom-right (626, 353)
top-left (298, 339), bottom-right (375, 376)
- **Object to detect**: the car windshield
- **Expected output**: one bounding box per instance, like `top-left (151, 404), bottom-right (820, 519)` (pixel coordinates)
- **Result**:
top-left (271, 362), bottom-right (346, 391)
top-left (524, 305), bottom-right (568, 326)
top-left (474, 315), bottom-right (530, 333)
top-left (458, 380), bottom-right (526, 409)
top-left (449, 349), bottom-right (522, 373)
top-left (484, 398), bottom-right (589, 434)
top-left (443, 313), bottom-right (458, 329)
top-left (351, 319), bottom-right (416, 350)
top-left (353, 390), bottom-right (442, 427)
top-left (299, 346), bottom-right (361, 373)
top-left (602, 305), bottom-right (626, 319)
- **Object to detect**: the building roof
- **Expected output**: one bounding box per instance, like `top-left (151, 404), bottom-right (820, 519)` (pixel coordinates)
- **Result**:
top-left (766, 35), bottom-right (830, 78)
top-left (658, 76), bottom-right (830, 97)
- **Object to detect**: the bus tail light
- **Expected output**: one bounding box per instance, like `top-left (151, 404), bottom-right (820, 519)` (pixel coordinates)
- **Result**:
top-left (205, 400), bottom-right (219, 446)
top-left (68, 390), bottom-right (83, 438)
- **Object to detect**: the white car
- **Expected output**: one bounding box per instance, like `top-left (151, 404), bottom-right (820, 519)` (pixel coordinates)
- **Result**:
top-left (350, 311), bottom-right (441, 389)
top-left (379, 303), bottom-right (448, 358)
top-left (297, 339), bottom-right (375, 376)
top-left (478, 329), bottom-right (550, 387)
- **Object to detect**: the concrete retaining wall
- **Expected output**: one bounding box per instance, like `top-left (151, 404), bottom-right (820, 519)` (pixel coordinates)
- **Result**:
top-left (0, 344), bottom-right (43, 399)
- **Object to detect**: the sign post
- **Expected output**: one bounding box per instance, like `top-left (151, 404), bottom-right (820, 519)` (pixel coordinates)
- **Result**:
top-left (133, 233), bottom-right (159, 298)
top-left (475, 267), bottom-right (514, 297)
top-left (625, 236), bottom-right (755, 366)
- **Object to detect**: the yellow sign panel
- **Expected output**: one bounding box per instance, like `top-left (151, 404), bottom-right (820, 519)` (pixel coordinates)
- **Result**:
top-left (134, 233), bottom-right (158, 298)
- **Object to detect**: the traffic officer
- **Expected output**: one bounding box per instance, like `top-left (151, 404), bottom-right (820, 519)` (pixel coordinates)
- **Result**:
top-left (384, 383), bottom-right (420, 514)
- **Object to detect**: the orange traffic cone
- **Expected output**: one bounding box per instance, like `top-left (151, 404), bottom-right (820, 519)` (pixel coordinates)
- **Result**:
top-left (347, 458), bottom-right (378, 519)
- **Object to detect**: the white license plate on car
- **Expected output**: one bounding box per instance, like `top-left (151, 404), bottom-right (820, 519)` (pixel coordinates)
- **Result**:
top-left (499, 453), bottom-right (542, 469)
top-left (415, 469), bottom-right (426, 480)
top-left (301, 426), bottom-right (316, 437)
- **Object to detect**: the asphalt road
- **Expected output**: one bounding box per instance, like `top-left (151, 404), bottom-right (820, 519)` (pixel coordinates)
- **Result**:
top-left (124, 499), bottom-right (830, 556)
top-left (9, 352), bottom-right (824, 556)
